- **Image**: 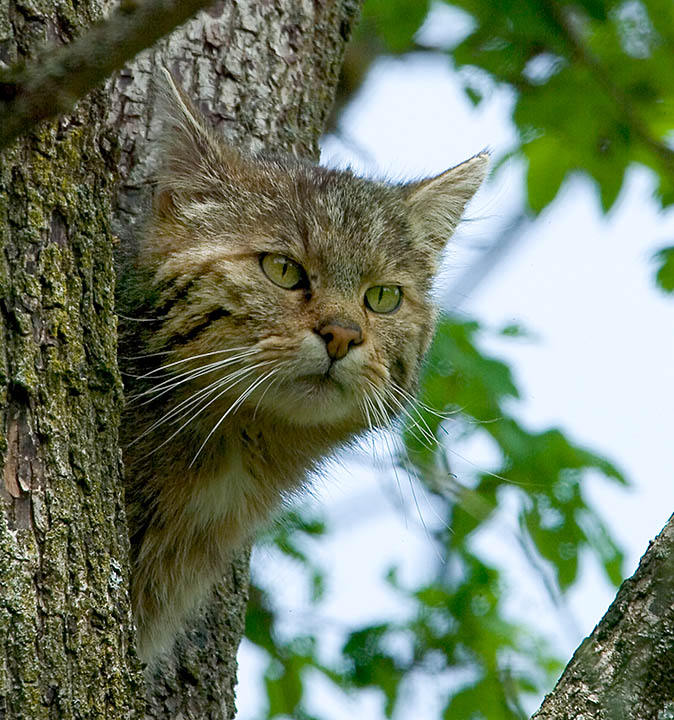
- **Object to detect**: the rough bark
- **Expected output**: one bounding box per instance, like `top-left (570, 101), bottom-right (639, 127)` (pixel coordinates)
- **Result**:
top-left (0, 0), bottom-right (144, 718)
top-left (1, 0), bottom-right (359, 718)
top-left (533, 513), bottom-right (674, 720)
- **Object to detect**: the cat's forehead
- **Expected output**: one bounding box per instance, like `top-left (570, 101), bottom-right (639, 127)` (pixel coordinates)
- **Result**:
top-left (275, 164), bottom-right (428, 285)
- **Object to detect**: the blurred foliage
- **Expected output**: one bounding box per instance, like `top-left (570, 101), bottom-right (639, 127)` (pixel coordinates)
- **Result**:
top-left (450, 0), bottom-right (674, 219)
top-left (242, 1), bottom-right (673, 717)
top-left (654, 245), bottom-right (674, 293)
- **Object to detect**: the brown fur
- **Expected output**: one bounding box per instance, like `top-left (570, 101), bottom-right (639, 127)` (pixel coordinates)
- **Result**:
top-left (118, 72), bottom-right (488, 662)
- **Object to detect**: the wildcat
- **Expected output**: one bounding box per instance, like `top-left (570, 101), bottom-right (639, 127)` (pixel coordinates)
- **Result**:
top-left (118, 70), bottom-right (488, 662)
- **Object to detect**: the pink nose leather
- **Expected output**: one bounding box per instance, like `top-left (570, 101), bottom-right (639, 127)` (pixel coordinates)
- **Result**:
top-left (317, 319), bottom-right (363, 360)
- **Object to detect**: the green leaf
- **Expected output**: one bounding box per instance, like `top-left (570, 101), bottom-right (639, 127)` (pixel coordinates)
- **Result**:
top-left (245, 585), bottom-right (276, 652)
top-left (443, 673), bottom-right (525, 720)
top-left (359, 0), bottom-right (431, 53)
top-left (465, 86), bottom-right (483, 106)
top-left (341, 624), bottom-right (405, 717)
top-left (524, 134), bottom-right (571, 213)
top-left (265, 655), bottom-right (305, 717)
top-left (577, 509), bottom-right (625, 586)
top-left (499, 322), bottom-right (533, 338)
top-left (653, 245), bottom-right (674, 293)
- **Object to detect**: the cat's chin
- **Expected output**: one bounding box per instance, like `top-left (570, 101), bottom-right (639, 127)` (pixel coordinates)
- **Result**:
top-left (262, 375), bottom-right (361, 427)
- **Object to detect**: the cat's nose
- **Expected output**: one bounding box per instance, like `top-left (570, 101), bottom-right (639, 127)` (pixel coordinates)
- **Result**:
top-left (316, 318), bottom-right (363, 360)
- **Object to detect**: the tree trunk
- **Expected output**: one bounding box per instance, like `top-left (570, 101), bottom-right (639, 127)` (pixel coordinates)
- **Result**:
top-left (0, 0), bottom-right (143, 718)
top-left (532, 513), bottom-right (674, 720)
top-left (0, 0), bottom-right (360, 718)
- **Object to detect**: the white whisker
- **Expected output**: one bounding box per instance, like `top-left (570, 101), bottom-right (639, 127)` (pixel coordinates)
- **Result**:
top-left (129, 349), bottom-right (260, 404)
top-left (393, 383), bottom-right (461, 421)
top-left (133, 360), bottom-right (274, 453)
top-left (252, 365), bottom-right (286, 420)
top-left (136, 368), bottom-right (260, 457)
top-left (360, 393), bottom-right (375, 433)
top-left (389, 384), bottom-right (442, 442)
top-left (367, 390), bottom-right (406, 510)
top-left (190, 367), bottom-right (280, 466)
top-left (117, 313), bottom-right (164, 323)
top-left (364, 380), bottom-right (444, 542)
top-left (135, 345), bottom-right (256, 379)
top-left (164, 362), bottom-right (265, 426)
top-left (381, 388), bottom-right (437, 450)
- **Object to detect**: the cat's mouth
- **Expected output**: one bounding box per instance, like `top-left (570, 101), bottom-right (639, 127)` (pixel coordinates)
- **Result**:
top-left (290, 369), bottom-right (353, 400)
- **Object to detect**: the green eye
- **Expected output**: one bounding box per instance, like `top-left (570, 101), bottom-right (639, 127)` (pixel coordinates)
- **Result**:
top-left (364, 285), bottom-right (402, 314)
top-left (260, 254), bottom-right (306, 289)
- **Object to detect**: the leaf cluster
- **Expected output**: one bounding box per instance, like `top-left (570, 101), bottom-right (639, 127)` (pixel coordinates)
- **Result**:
top-left (451, 0), bottom-right (674, 216)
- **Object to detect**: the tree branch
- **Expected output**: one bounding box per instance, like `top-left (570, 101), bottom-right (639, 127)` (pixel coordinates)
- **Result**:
top-left (533, 513), bottom-right (674, 719)
top-left (0, 0), bottom-right (217, 150)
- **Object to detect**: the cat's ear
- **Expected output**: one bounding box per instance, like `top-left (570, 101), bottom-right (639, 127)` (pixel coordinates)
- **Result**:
top-left (403, 152), bottom-right (489, 252)
top-left (154, 67), bottom-right (239, 214)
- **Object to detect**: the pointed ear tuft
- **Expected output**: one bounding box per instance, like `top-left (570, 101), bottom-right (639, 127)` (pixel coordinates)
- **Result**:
top-left (155, 66), bottom-right (217, 176)
top-left (157, 66), bottom-right (223, 185)
top-left (153, 67), bottom-right (241, 214)
top-left (404, 151), bottom-right (489, 252)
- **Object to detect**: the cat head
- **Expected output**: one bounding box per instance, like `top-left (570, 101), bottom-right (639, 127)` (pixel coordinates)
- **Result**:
top-left (138, 71), bottom-right (487, 433)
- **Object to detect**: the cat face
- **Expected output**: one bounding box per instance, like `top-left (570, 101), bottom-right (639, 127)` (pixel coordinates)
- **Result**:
top-left (137, 72), bottom-right (487, 436)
